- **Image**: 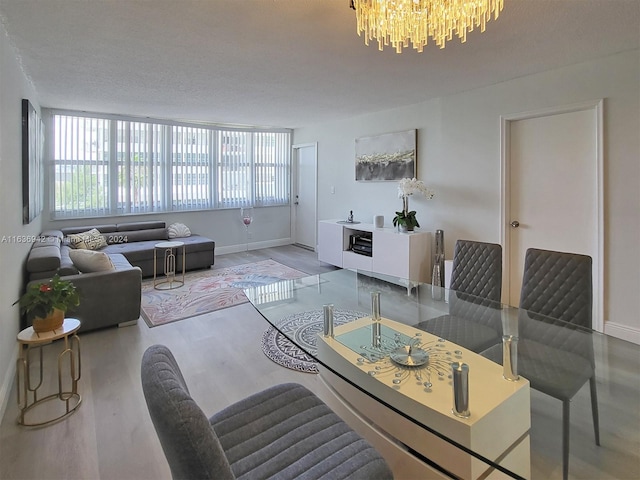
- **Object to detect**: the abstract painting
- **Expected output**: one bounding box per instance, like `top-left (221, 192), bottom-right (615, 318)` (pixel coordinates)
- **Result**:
top-left (355, 129), bottom-right (416, 181)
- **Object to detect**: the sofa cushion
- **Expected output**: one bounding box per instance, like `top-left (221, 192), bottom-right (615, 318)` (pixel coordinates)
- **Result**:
top-left (116, 221), bottom-right (165, 232)
top-left (67, 228), bottom-right (108, 250)
top-left (121, 228), bottom-right (169, 243)
top-left (31, 230), bottom-right (63, 249)
top-left (108, 253), bottom-right (135, 270)
top-left (59, 246), bottom-right (80, 276)
top-left (27, 245), bottom-right (61, 273)
top-left (69, 249), bottom-right (116, 273)
top-left (177, 235), bottom-right (215, 253)
top-left (61, 224), bottom-right (117, 235)
top-left (102, 241), bottom-right (161, 262)
top-left (168, 222), bottom-right (191, 238)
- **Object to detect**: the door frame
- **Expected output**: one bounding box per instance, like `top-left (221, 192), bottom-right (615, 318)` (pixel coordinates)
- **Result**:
top-left (500, 99), bottom-right (604, 332)
top-left (291, 142), bottom-right (318, 250)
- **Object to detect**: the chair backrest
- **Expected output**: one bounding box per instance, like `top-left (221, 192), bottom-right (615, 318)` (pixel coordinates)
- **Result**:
top-left (449, 240), bottom-right (503, 322)
top-left (450, 240), bottom-right (503, 299)
top-left (519, 248), bottom-right (592, 329)
top-left (141, 344), bottom-right (235, 480)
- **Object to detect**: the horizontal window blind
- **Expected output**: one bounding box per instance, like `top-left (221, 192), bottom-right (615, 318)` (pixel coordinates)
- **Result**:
top-left (49, 110), bottom-right (291, 219)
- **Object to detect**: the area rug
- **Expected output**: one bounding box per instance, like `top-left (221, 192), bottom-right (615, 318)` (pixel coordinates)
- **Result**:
top-left (141, 259), bottom-right (307, 327)
top-left (261, 309), bottom-right (366, 373)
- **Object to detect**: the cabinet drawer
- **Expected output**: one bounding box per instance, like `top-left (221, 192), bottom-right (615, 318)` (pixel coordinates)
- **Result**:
top-left (343, 251), bottom-right (373, 271)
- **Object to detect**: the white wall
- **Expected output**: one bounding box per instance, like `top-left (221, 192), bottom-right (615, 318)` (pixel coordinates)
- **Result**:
top-left (294, 50), bottom-right (640, 342)
top-left (0, 24), bottom-right (42, 418)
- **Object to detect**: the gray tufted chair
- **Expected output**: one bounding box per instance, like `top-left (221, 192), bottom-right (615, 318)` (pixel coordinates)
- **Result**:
top-left (417, 239), bottom-right (503, 352)
top-left (481, 248), bottom-right (600, 480)
top-left (141, 344), bottom-right (394, 480)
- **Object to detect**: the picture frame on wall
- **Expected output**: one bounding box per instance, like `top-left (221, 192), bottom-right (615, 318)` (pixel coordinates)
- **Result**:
top-left (355, 129), bottom-right (416, 181)
top-left (22, 98), bottom-right (44, 224)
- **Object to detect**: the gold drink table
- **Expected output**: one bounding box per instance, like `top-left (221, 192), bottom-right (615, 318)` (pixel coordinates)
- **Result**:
top-left (154, 241), bottom-right (185, 290)
top-left (16, 318), bottom-right (82, 427)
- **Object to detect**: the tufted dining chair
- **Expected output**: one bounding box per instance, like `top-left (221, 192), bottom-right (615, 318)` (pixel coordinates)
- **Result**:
top-left (417, 239), bottom-right (503, 353)
top-left (141, 344), bottom-right (393, 480)
top-left (481, 248), bottom-right (600, 480)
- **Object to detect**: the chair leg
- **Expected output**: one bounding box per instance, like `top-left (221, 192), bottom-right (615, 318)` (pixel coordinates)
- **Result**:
top-left (589, 376), bottom-right (601, 446)
top-left (562, 400), bottom-right (570, 480)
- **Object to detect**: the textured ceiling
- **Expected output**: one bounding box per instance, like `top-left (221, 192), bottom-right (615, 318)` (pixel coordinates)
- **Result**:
top-left (0, 0), bottom-right (638, 129)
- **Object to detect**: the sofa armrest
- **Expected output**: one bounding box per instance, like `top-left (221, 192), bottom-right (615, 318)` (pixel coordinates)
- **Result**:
top-left (27, 266), bottom-right (142, 332)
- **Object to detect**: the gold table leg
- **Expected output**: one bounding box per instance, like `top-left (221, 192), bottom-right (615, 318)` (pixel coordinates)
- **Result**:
top-left (17, 333), bottom-right (82, 427)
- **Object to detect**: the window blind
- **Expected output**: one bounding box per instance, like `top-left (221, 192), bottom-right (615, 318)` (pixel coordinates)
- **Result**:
top-left (49, 110), bottom-right (291, 219)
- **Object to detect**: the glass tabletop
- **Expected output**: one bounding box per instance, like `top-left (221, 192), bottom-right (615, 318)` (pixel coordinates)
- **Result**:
top-left (245, 268), bottom-right (640, 479)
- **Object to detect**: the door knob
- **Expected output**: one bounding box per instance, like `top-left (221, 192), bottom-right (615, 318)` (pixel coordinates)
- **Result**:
top-left (510, 220), bottom-right (520, 228)
top-left (294, 201), bottom-right (299, 205)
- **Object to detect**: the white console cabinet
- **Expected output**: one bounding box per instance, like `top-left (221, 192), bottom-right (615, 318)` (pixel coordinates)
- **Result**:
top-left (318, 220), bottom-right (432, 283)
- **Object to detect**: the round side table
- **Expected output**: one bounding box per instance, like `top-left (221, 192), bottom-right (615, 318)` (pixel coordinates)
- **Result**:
top-left (153, 241), bottom-right (186, 290)
top-left (16, 318), bottom-right (82, 427)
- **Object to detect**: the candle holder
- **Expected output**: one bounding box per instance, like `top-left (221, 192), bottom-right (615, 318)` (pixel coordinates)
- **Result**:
top-left (502, 335), bottom-right (519, 381)
top-left (371, 291), bottom-right (381, 321)
top-left (451, 362), bottom-right (470, 418)
top-left (323, 304), bottom-right (334, 338)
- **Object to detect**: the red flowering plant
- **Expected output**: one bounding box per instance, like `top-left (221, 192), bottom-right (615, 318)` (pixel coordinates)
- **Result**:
top-left (13, 274), bottom-right (80, 320)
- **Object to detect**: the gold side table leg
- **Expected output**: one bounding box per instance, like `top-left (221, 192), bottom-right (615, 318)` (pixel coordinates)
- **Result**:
top-left (16, 355), bottom-right (27, 424)
top-left (164, 247), bottom-right (176, 286)
top-left (17, 333), bottom-right (82, 427)
top-left (25, 345), bottom-right (44, 404)
top-left (58, 334), bottom-right (82, 403)
top-left (153, 247), bottom-right (158, 288)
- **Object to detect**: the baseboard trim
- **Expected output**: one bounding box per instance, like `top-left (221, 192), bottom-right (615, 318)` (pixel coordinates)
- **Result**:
top-left (215, 238), bottom-right (292, 255)
top-left (604, 321), bottom-right (640, 345)
top-left (0, 343), bottom-right (18, 424)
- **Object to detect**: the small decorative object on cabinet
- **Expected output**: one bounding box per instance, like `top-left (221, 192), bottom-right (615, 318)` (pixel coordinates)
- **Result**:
top-left (393, 178), bottom-right (435, 232)
top-left (13, 274), bottom-right (80, 333)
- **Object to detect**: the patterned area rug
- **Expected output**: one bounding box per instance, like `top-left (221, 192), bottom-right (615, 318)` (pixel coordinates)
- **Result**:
top-left (141, 259), bottom-right (307, 327)
top-left (261, 309), bottom-right (366, 373)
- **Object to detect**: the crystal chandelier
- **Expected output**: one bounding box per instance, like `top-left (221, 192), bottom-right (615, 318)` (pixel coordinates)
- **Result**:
top-left (350, 0), bottom-right (504, 53)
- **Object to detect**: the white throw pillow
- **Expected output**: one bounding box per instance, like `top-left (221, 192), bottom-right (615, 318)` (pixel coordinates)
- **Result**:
top-left (168, 223), bottom-right (191, 238)
top-left (69, 249), bottom-right (115, 273)
top-left (66, 228), bottom-right (107, 250)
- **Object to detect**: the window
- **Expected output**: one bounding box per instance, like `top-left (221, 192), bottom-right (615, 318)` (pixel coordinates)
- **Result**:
top-left (50, 111), bottom-right (291, 218)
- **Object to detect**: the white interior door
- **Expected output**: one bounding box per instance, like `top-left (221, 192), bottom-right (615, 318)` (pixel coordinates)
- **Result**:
top-left (293, 143), bottom-right (317, 250)
top-left (502, 101), bottom-right (603, 330)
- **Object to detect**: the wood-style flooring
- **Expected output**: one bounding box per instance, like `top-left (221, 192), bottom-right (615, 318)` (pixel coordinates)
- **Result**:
top-left (0, 245), bottom-right (638, 480)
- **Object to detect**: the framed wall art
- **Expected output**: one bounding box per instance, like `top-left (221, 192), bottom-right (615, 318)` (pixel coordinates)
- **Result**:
top-left (355, 129), bottom-right (416, 181)
top-left (22, 98), bottom-right (44, 224)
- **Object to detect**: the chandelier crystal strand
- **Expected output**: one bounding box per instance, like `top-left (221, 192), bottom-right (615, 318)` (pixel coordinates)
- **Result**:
top-left (353, 0), bottom-right (504, 53)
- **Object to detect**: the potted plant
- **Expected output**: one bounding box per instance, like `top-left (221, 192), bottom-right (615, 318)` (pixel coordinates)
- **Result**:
top-left (14, 275), bottom-right (80, 332)
top-left (393, 209), bottom-right (420, 232)
top-left (393, 178), bottom-right (435, 232)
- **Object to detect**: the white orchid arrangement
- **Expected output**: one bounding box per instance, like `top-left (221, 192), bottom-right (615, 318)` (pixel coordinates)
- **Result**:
top-left (393, 178), bottom-right (435, 231)
top-left (397, 178), bottom-right (435, 199)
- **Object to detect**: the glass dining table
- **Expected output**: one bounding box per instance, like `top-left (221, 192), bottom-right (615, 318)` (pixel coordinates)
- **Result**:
top-left (244, 268), bottom-right (640, 480)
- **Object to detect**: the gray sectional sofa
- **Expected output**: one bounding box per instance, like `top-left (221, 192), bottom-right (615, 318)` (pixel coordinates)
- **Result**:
top-left (24, 221), bottom-right (215, 332)
top-left (58, 221), bottom-right (215, 278)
